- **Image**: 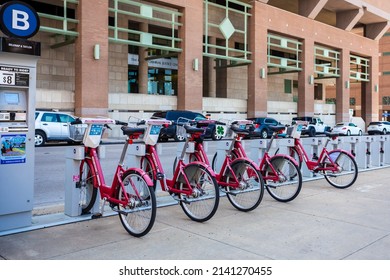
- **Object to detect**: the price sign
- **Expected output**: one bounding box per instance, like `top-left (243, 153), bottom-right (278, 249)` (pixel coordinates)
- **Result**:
top-left (0, 66), bottom-right (29, 87)
top-left (0, 70), bottom-right (15, 86)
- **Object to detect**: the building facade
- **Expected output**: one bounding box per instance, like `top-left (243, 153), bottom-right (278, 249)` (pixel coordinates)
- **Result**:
top-left (2, 0), bottom-right (390, 135)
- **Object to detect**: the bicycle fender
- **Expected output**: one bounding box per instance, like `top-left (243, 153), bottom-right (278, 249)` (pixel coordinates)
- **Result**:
top-left (329, 148), bottom-right (355, 158)
top-left (184, 161), bottom-right (217, 177)
top-left (231, 157), bottom-right (261, 171)
top-left (273, 153), bottom-right (300, 167)
top-left (128, 168), bottom-right (154, 187)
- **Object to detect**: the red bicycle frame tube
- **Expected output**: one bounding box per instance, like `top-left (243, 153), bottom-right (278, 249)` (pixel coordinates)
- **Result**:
top-left (82, 146), bottom-right (153, 206)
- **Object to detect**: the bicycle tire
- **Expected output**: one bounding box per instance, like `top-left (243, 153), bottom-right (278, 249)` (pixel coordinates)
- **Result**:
top-left (118, 169), bottom-right (156, 237)
top-left (263, 155), bottom-right (302, 202)
top-left (79, 160), bottom-right (98, 214)
top-left (177, 163), bottom-right (219, 222)
top-left (323, 150), bottom-right (358, 189)
top-left (223, 159), bottom-right (264, 212)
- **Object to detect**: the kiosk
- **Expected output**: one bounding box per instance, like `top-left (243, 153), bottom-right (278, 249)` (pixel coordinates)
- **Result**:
top-left (0, 1), bottom-right (40, 231)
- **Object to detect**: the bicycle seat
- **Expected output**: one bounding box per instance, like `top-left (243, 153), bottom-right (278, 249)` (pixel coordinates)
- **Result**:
top-left (230, 124), bottom-right (249, 135)
top-left (121, 126), bottom-right (145, 137)
top-left (269, 125), bottom-right (286, 132)
top-left (325, 131), bottom-right (339, 138)
top-left (184, 124), bottom-right (204, 134)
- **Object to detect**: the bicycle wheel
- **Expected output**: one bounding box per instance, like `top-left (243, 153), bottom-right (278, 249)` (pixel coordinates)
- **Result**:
top-left (224, 159), bottom-right (264, 212)
top-left (177, 163), bottom-right (219, 222)
top-left (140, 156), bottom-right (156, 191)
top-left (288, 147), bottom-right (302, 170)
top-left (118, 169), bottom-right (156, 237)
top-left (79, 161), bottom-right (98, 214)
top-left (323, 150), bottom-right (358, 189)
top-left (264, 155), bottom-right (302, 202)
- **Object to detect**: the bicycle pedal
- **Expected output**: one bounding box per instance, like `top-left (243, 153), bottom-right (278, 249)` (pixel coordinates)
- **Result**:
top-left (91, 213), bottom-right (103, 219)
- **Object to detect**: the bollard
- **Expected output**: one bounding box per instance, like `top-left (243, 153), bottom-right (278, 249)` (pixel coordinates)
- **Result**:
top-left (340, 135), bottom-right (359, 158)
top-left (379, 135), bottom-right (389, 166)
top-left (383, 135), bottom-right (390, 165)
top-left (355, 135), bottom-right (373, 169)
top-left (329, 135), bottom-right (344, 150)
top-left (126, 142), bottom-right (146, 168)
top-left (370, 135), bottom-right (382, 167)
top-left (215, 139), bottom-right (233, 173)
top-left (175, 141), bottom-right (195, 164)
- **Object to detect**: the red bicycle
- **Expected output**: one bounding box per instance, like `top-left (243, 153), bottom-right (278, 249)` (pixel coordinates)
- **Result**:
top-left (287, 125), bottom-right (358, 188)
top-left (174, 119), bottom-right (264, 211)
top-left (137, 119), bottom-right (220, 222)
top-left (211, 121), bottom-right (302, 202)
top-left (69, 117), bottom-right (156, 237)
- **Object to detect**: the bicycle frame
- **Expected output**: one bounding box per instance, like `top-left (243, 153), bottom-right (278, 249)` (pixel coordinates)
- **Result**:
top-left (292, 136), bottom-right (354, 173)
top-left (142, 122), bottom-right (216, 196)
top-left (81, 141), bottom-right (153, 207)
top-left (191, 125), bottom-right (259, 189)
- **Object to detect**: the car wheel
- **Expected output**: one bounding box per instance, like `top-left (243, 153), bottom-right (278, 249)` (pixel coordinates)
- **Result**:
top-left (308, 127), bottom-right (315, 137)
top-left (358, 130), bottom-right (362, 136)
top-left (211, 126), bottom-right (224, 141)
top-left (383, 129), bottom-right (387, 135)
top-left (347, 130), bottom-right (351, 136)
top-left (35, 131), bottom-right (46, 147)
top-left (260, 129), bottom-right (268, 139)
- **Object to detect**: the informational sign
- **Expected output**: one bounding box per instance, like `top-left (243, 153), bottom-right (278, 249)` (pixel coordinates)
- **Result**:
top-left (0, 65), bottom-right (29, 87)
top-left (0, 1), bottom-right (40, 39)
top-left (0, 133), bottom-right (26, 164)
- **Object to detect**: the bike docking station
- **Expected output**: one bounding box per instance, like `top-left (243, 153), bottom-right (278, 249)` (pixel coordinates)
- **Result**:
top-left (379, 135), bottom-right (390, 166)
top-left (354, 135), bottom-right (374, 169)
top-left (64, 140), bottom-right (104, 217)
top-left (0, 2), bottom-right (41, 232)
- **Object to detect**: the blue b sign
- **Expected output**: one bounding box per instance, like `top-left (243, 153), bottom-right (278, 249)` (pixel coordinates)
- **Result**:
top-left (0, 1), bottom-right (40, 39)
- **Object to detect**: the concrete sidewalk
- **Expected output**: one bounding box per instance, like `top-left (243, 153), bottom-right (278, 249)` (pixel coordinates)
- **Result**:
top-left (1, 167), bottom-right (390, 260)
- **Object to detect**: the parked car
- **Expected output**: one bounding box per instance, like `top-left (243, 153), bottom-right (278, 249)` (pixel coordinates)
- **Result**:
top-left (35, 110), bottom-right (76, 146)
top-left (246, 117), bottom-right (284, 139)
top-left (151, 110), bottom-right (225, 141)
top-left (367, 121), bottom-right (390, 135)
top-left (331, 122), bottom-right (362, 136)
top-left (291, 116), bottom-right (330, 137)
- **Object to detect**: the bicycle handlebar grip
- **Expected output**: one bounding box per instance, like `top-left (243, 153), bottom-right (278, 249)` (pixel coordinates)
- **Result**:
top-left (115, 120), bottom-right (128, 126)
top-left (70, 118), bottom-right (82, 125)
top-left (137, 120), bottom-right (146, 126)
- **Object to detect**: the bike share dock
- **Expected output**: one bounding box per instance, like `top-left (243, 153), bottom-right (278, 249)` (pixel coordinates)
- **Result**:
top-left (1, 136), bottom-right (390, 260)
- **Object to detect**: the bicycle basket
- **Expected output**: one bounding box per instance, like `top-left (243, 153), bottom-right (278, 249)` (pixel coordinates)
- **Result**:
top-left (69, 124), bottom-right (87, 142)
top-left (286, 124), bottom-right (302, 139)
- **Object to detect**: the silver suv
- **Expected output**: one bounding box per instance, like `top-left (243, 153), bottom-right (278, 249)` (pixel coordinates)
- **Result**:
top-left (34, 110), bottom-right (76, 146)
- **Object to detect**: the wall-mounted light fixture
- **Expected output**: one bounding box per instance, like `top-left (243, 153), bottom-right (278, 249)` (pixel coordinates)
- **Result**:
top-left (260, 68), bottom-right (266, 79)
top-left (308, 75), bottom-right (314, 85)
top-left (345, 80), bottom-right (350, 89)
top-left (94, 44), bottom-right (100, 60)
top-left (193, 58), bottom-right (199, 71)
top-left (375, 84), bottom-right (379, 92)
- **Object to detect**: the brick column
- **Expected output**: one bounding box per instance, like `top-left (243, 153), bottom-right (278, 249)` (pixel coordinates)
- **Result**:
top-left (138, 22), bottom-right (149, 94)
top-left (75, 0), bottom-right (109, 117)
top-left (247, 0), bottom-right (268, 118)
top-left (176, 0), bottom-right (203, 111)
top-left (362, 54), bottom-right (380, 123)
top-left (336, 49), bottom-right (351, 122)
top-left (297, 38), bottom-right (315, 116)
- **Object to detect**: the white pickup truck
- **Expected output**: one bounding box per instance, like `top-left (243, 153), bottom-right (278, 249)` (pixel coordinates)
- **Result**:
top-left (292, 116), bottom-right (330, 137)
